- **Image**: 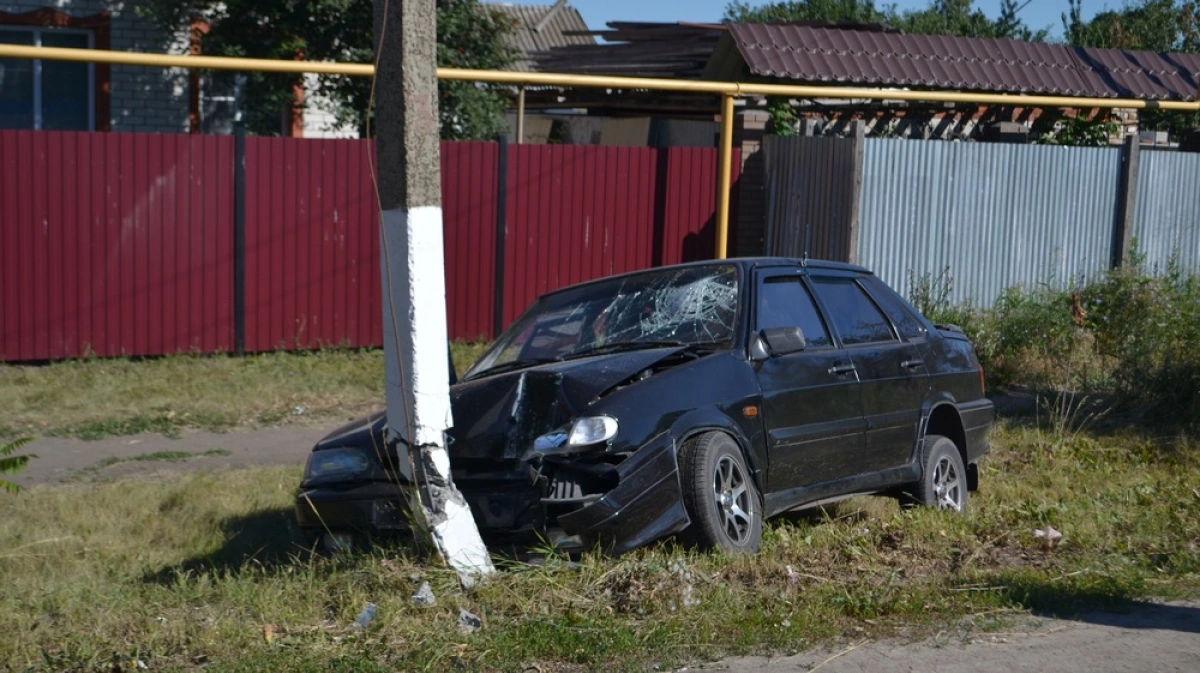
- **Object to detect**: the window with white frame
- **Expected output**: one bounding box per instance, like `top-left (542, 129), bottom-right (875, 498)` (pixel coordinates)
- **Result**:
top-left (0, 26), bottom-right (94, 131)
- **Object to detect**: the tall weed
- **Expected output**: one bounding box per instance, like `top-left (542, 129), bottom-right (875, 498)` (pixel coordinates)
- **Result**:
top-left (909, 263), bottom-right (1200, 428)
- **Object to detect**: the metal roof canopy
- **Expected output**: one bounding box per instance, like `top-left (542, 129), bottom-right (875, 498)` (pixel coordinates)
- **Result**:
top-left (716, 23), bottom-right (1200, 102)
top-left (1, 43), bottom-right (1198, 260)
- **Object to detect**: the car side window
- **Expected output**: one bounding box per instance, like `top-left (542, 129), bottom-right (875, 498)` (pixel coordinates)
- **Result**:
top-left (863, 277), bottom-right (928, 341)
top-left (757, 277), bottom-right (831, 348)
top-left (810, 278), bottom-right (897, 346)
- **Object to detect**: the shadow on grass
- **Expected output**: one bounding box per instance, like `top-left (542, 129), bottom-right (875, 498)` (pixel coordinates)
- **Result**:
top-left (142, 506), bottom-right (312, 584)
top-left (999, 575), bottom-right (1200, 635)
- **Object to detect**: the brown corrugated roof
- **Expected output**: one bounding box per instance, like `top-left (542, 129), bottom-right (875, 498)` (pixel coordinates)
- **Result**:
top-left (725, 23), bottom-right (1200, 101)
top-left (488, 2), bottom-right (594, 72)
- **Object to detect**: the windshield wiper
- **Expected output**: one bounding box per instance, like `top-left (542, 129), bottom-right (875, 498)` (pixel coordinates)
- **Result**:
top-left (463, 357), bottom-right (562, 381)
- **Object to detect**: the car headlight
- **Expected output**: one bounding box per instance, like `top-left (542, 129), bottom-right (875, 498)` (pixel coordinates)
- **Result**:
top-left (529, 416), bottom-right (619, 458)
top-left (568, 416), bottom-right (619, 447)
top-left (304, 447), bottom-right (371, 481)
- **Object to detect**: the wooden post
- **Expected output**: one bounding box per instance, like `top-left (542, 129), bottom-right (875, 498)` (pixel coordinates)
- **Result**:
top-left (1111, 134), bottom-right (1140, 268)
top-left (846, 120), bottom-right (866, 266)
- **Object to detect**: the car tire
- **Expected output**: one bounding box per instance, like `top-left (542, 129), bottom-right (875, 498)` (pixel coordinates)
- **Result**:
top-left (900, 434), bottom-right (968, 513)
top-left (679, 431), bottom-right (762, 553)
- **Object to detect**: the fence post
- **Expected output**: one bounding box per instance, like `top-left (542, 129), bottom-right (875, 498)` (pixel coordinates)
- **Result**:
top-left (846, 120), bottom-right (866, 265)
top-left (1111, 134), bottom-right (1140, 268)
top-left (493, 135), bottom-right (508, 339)
top-left (233, 118), bottom-right (247, 356)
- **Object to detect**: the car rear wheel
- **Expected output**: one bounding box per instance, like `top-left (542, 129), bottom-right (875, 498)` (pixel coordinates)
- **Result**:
top-left (901, 434), bottom-right (967, 512)
top-left (679, 431), bottom-right (762, 553)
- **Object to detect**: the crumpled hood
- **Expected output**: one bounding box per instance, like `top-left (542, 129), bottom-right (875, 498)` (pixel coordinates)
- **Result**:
top-left (447, 348), bottom-right (681, 461)
top-left (312, 348), bottom-right (683, 463)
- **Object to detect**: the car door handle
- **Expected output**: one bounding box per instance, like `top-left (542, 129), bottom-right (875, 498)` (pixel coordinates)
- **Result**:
top-left (901, 359), bottom-right (924, 369)
top-left (828, 364), bottom-right (857, 375)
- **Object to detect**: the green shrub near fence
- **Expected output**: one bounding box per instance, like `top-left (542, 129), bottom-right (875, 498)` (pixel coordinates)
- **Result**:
top-left (908, 262), bottom-right (1200, 428)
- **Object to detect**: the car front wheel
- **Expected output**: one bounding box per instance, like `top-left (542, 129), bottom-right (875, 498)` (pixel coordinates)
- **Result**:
top-left (902, 434), bottom-right (968, 512)
top-left (679, 431), bottom-right (762, 553)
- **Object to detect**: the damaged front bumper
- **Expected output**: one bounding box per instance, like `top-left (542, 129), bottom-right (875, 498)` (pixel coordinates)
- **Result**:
top-left (295, 432), bottom-right (690, 554)
top-left (541, 431), bottom-right (689, 554)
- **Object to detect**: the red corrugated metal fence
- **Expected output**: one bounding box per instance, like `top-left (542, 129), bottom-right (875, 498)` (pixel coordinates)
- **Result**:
top-left (0, 131), bottom-right (739, 361)
top-left (1, 131), bottom-right (233, 360)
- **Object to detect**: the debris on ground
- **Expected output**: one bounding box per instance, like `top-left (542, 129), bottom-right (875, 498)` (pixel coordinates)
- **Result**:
top-left (351, 603), bottom-right (377, 631)
top-left (1033, 526), bottom-right (1063, 550)
top-left (412, 581), bottom-right (436, 606)
top-left (458, 608), bottom-right (482, 634)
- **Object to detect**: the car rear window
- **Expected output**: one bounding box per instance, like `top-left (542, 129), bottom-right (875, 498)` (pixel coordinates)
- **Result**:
top-left (810, 278), bottom-right (897, 346)
top-left (863, 277), bottom-right (927, 340)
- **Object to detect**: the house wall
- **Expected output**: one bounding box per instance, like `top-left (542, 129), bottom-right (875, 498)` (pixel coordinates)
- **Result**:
top-left (2, 0), bottom-right (190, 133)
top-left (300, 74), bottom-right (359, 139)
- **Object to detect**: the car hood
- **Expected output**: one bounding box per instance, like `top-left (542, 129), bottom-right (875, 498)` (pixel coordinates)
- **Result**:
top-left (313, 347), bottom-right (686, 461)
top-left (448, 347), bottom-right (683, 461)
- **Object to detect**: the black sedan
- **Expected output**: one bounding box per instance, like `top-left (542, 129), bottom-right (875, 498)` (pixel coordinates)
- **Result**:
top-left (296, 258), bottom-right (994, 554)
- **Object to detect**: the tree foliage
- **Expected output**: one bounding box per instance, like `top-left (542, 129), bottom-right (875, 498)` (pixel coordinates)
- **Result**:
top-left (725, 0), bottom-right (1049, 40)
top-left (145, 0), bottom-right (517, 138)
top-left (0, 435), bottom-right (33, 494)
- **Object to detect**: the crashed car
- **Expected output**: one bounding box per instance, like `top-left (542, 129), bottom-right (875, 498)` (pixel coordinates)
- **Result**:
top-left (296, 258), bottom-right (993, 554)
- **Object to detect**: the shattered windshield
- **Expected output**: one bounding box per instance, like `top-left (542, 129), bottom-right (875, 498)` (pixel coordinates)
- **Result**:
top-left (465, 264), bottom-right (740, 379)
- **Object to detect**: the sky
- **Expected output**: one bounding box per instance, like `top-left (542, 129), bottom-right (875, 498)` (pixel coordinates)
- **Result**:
top-left (519, 0), bottom-right (1116, 41)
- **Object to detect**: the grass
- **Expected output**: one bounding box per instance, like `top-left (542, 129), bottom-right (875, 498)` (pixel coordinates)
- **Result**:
top-left (1, 421), bottom-right (1196, 672)
top-left (0, 343), bottom-right (490, 440)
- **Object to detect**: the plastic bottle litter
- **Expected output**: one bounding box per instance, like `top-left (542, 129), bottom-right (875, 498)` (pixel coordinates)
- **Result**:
top-left (352, 603), bottom-right (377, 630)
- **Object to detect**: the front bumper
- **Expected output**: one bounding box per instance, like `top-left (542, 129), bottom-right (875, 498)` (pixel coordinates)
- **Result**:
top-left (295, 481), bottom-right (413, 535)
top-left (549, 431), bottom-right (690, 554)
top-left (294, 432), bottom-right (691, 554)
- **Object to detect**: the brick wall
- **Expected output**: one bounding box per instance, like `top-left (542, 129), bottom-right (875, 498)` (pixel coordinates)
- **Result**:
top-left (3, 0), bottom-right (189, 133)
top-left (301, 74), bottom-right (360, 139)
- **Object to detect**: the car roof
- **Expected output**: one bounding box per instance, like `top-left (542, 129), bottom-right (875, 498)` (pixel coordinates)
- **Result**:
top-left (536, 257), bottom-right (873, 300)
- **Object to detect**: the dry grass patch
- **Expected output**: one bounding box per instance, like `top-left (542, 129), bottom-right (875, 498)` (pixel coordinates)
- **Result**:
top-left (1, 421), bottom-right (1197, 671)
top-left (0, 343), bottom-right (490, 439)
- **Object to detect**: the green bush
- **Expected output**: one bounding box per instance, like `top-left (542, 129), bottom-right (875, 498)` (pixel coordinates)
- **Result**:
top-left (1081, 259), bottom-right (1200, 425)
top-left (908, 263), bottom-right (1200, 428)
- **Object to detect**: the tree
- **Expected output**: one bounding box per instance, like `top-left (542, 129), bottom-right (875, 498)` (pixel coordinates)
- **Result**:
top-left (145, 0), bottom-right (517, 138)
top-left (725, 0), bottom-right (895, 23)
top-left (725, 0), bottom-right (1049, 40)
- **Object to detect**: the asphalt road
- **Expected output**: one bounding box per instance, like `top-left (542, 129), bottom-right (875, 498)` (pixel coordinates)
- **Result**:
top-left (13, 426), bottom-right (1200, 673)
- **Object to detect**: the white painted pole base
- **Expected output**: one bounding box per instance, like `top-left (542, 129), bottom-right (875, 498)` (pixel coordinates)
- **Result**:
top-left (380, 205), bottom-right (494, 581)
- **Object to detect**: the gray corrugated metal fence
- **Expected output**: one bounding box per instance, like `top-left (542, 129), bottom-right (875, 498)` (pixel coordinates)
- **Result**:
top-left (858, 140), bottom-right (1122, 304)
top-left (764, 134), bottom-right (860, 261)
top-left (1133, 150), bottom-right (1200, 272)
top-left (765, 136), bottom-right (1144, 305)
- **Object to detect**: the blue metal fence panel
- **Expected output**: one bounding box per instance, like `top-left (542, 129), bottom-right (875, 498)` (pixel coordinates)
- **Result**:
top-left (1132, 150), bottom-right (1200, 273)
top-left (858, 139), bottom-right (1121, 305)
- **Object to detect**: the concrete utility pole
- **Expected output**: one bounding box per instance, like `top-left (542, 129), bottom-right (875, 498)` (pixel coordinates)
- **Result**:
top-left (373, 0), bottom-right (493, 580)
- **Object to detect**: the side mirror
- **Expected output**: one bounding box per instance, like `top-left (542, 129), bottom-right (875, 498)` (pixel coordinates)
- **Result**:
top-left (761, 326), bottom-right (807, 355)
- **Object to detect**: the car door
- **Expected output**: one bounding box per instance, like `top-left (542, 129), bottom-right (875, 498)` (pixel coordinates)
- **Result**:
top-left (809, 276), bottom-right (929, 474)
top-left (753, 271), bottom-right (865, 493)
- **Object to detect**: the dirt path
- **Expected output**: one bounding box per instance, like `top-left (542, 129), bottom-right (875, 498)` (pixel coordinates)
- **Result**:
top-left (12, 427), bottom-right (1200, 672)
top-left (13, 426), bottom-right (327, 486)
top-left (715, 600), bottom-right (1200, 672)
